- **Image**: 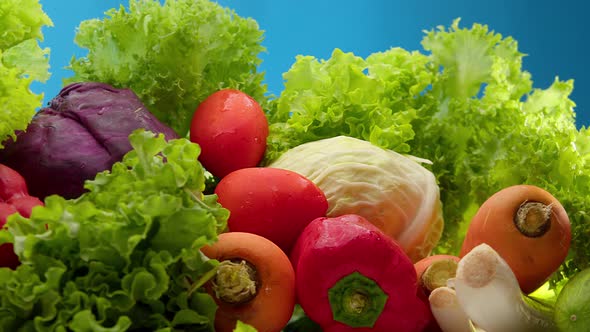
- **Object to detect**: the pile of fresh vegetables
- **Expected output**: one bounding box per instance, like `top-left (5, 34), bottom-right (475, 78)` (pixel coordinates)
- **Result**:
top-left (1, 0), bottom-right (589, 331)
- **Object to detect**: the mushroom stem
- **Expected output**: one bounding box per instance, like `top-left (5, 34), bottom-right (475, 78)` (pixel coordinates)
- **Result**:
top-left (453, 244), bottom-right (557, 332)
top-left (429, 286), bottom-right (472, 332)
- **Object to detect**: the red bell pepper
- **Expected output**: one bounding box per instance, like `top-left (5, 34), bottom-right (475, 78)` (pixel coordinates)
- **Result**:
top-left (291, 214), bottom-right (430, 332)
top-left (0, 163), bottom-right (43, 269)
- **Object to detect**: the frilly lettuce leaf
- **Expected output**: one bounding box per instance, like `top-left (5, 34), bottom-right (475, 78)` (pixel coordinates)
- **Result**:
top-left (0, 130), bottom-right (228, 331)
top-left (0, 0), bottom-right (51, 50)
top-left (0, 0), bottom-right (52, 148)
top-left (266, 19), bottom-right (589, 285)
top-left (264, 47), bottom-right (434, 163)
top-left (233, 321), bottom-right (257, 332)
top-left (67, 0), bottom-right (267, 137)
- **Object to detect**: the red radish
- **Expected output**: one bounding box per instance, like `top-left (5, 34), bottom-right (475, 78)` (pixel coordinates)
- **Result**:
top-left (0, 164), bottom-right (44, 269)
top-left (214, 167), bottom-right (328, 254)
top-left (460, 184), bottom-right (571, 294)
top-left (0, 163), bottom-right (30, 201)
top-left (0, 203), bottom-right (17, 223)
top-left (0, 243), bottom-right (18, 270)
top-left (8, 196), bottom-right (43, 218)
top-left (0, 203), bottom-right (19, 269)
top-left (189, 89), bottom-right (269, 178)
top-left (291, 214), bottom-right (430, 332)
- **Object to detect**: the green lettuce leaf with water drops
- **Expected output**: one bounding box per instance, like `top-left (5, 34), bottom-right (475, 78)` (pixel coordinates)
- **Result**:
top-left (265, 19), bottom-right (589, 285)
top-left (0, 130), bottom-right (228, 331)
top-left (67, 0), bottom-right (267, 137)
top-left (0, 0), bottom-right (52, 148)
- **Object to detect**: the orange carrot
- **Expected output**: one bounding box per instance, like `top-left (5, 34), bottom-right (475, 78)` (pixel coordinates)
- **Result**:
top-left (460, 184), bottom-right (571, 294)
top-left (415, 254), bottom-right (460, 299)
top-left (414, 254), bottom-right (460, 332)
top-left (200, 232), bottom-right (296, 332)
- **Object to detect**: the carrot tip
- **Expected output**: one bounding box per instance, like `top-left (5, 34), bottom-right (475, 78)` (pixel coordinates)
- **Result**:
top-left (514, 202), bottom-right (552, 237)
top-left (421, 259), bottom-right (459, 292)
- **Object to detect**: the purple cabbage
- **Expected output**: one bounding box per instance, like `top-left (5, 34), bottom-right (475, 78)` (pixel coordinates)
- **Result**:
top-left (0, 82), bottom-right (179, 200)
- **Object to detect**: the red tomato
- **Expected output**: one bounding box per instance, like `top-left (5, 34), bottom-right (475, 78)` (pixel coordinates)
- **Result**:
top-left (189, 89), bottom-right (269, 178)
top-left (214, 167), bottom-right (329, 254)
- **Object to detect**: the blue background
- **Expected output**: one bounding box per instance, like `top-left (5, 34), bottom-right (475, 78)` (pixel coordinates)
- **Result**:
top-left (34, 0), bottom-right (589, 127)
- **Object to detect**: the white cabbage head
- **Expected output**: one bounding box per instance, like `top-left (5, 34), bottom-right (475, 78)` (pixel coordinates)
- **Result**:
top-left (269, 136), bottom-right (444, 262)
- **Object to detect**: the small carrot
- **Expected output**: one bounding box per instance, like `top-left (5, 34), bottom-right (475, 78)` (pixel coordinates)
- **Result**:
top-left (200, 232), bottom-right (296, 332)
top-left (414, 254), bottom-right (460, 332)
top-left (460, 184), bottom-right (571, 294)
top-left (415, 254), bottom-right (460, 299)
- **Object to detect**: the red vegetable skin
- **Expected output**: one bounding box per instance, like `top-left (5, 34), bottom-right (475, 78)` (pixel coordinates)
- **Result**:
top-left (0, 244), bottom-right (18, 270)
top-left (215, 167), bottom-right (328, 254)
top-left (0, 164), bottom-right (44, 269)
top-left (190, 89), bottom-right (269, 178)
top-left (8, 196), bottom-right (43, 218)
top-left (291, 214), bottom-right (430, 332)
top-left (0, 203), bottom-right (20, 269)
top-left (0, 163), bottom-right (30, 201)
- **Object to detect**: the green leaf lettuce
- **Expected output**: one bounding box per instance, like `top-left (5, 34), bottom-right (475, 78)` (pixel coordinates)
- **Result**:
top-left (0, 0), bottom-right (52, 147)
top-left (0, 130), bottom-right (228, 331)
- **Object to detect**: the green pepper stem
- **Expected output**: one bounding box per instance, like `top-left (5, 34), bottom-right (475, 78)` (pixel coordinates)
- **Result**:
top-left (347, 292), bottom-right (369, 314)
top-left (328, 271), bottom-right (388, 328)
